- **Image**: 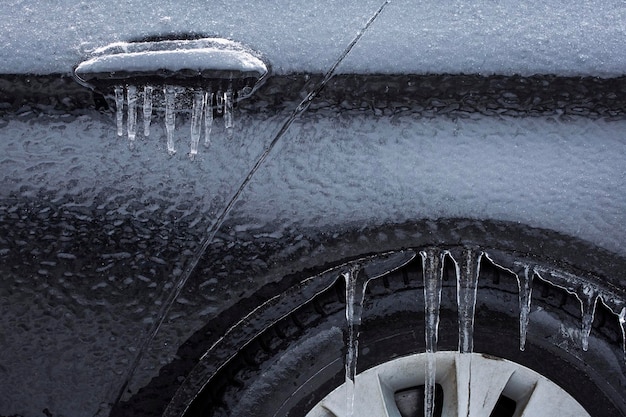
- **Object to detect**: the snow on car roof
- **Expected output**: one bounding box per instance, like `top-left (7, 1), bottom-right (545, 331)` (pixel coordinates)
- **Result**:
top-left (1, 0), bottom-right (625, 76)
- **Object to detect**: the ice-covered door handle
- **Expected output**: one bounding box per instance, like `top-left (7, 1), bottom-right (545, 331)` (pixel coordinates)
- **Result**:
top-left (73, 37), bottom-right (269, 157)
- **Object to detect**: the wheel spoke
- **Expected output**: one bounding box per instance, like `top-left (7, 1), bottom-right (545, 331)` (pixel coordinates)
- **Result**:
top-left (307, 353), bottom-right (591, 417)
top-left (320, 371), bottom-right (401, 417)
top-left (455, 354), bottom-right (517, 417)
top-left (517, 379), bottom-right (588, 417)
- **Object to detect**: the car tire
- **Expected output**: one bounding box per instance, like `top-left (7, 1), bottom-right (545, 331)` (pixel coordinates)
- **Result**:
top-left (183, 251), bottom-right (626, 416)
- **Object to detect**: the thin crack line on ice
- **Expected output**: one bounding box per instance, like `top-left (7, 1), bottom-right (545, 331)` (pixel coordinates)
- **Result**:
top-left (110, 0), bottom-right (393, 410)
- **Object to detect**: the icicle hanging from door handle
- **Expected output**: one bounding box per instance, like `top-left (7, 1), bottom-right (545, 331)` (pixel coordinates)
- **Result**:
top-left (72, 37), bottom-right (270, 158)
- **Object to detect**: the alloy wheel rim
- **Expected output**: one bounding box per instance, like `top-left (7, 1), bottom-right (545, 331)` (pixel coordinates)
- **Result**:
top-left (305, 351), bottom-right (590, 417)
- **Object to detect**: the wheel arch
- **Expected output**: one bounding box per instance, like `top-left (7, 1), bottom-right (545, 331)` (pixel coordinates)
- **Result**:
top-left (110, 218), bottom-right (626, 417)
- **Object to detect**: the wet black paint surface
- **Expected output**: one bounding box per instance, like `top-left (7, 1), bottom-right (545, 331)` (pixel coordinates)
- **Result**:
top-left (1, 72), bottom-right (625, 416)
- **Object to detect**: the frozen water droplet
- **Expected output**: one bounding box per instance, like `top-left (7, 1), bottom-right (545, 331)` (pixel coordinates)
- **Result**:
top-left (204, 90), bottom-right (214, 147)
top-left (579, 286), bottom-right (598, 351)
top-left (422, 250), bottom-right (444, 353)
top-left (451, 249), bottom-right (480, 417)
top-left (516, 265), bottom-right (534, 351)
top-left (114, 86), bottom-right (124, 136)
top-left (143, 86), bottom-right (153, 137)
top-left (239, 85), bottom-right (253, 98)
top-left (94, 402), bottom-right (112, 417)
top-left (421, 249), bottom-right (444, 417)
top-left (224, 87), bottom-right (234, 131)
top-left (189, 89), bottom-right (205, 159)
top-left (619, 307), bottom-right (626, 362)
top-left (126, 85), bottom-right (137, 142)
top-left (453, 248), bottom-right (481, 353)
top-left (216, 89), bottom-right (224, 114)
top-left (164, 85), bottom-right (177, 155)
top-left (343, 266), bottom-right (367, 417)
top-left (225, 124), bottom-right (234, 140)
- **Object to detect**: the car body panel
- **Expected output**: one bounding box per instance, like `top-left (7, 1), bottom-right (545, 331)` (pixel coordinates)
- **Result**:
top-left (1, 2), bottom-right (625, 416)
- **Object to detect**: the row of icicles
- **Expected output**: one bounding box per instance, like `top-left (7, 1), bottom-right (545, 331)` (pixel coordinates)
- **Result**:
top-left (340, 249), bottom-right (626, 417)
top-left (113, 85), bottom-right (234, 158)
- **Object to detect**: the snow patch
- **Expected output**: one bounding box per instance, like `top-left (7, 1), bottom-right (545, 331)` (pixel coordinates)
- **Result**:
top-left (1, 0), bottom-right (624, 76)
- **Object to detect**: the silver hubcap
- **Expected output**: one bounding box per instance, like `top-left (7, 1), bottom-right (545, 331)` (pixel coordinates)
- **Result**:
top-left (306, 352), bottom-right (589, 417)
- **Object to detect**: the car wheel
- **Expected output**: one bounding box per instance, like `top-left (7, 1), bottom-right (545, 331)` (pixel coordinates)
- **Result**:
top-left (174, 246), bottom-right (626, 417)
